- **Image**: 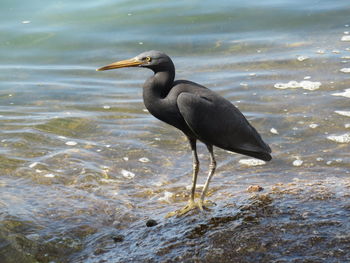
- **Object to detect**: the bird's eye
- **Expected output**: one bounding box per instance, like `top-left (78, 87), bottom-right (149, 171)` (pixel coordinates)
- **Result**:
top-left (145, 56), bottom-right (152, 62)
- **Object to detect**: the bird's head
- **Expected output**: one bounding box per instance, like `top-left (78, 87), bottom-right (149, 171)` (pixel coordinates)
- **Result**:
top-left (96, 50), bottom-right (173, 72)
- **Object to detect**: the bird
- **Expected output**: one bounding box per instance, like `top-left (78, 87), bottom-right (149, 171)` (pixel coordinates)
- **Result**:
top-left (97, 50), bottom-right (271, 217)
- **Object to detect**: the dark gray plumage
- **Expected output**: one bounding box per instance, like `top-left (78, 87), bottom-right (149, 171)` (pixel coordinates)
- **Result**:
top-left (97, 50), bottom-right (271, 216)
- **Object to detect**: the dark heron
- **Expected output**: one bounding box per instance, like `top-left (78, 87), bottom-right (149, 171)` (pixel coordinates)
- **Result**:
top-left (97, 50), bottom-right (271, 216)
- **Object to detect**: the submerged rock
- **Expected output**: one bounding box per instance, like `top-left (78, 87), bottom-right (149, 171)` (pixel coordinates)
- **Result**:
top-left (247, 185), bottom-right (264, 192)
top-left (146, 219), bottom-right (158, 227)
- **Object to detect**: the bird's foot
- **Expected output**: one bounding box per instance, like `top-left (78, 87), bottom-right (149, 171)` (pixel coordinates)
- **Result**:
top-left (197, 199), bottom-right (215, 211)
top-left (166, 199), bottom-right (215, 218)
top-left (166, 200), bottom-right (197, 218)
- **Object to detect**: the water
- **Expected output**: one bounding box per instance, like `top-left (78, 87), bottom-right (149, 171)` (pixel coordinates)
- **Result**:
top-left (1, 0), bottom-right (350, 262)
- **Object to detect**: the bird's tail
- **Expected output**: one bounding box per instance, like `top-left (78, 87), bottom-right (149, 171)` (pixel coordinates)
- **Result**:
top-left (233, 148), bottom-right (272, 161)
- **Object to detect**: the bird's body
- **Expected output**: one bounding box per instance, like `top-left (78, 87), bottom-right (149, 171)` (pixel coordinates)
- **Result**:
top-left (144, 75), bottom-right (271, 161)
top-left (97, 50), bottom-right (271, 216)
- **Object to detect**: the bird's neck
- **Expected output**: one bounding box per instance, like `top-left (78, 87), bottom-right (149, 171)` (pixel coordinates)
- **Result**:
top-left (142, 68), bottom-right (175, 122)
top-left (143, 68), bottom-right (175, 100)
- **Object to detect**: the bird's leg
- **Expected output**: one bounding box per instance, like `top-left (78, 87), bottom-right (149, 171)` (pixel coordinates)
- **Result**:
top-left (166, 138), bottom-right (200, 217)
top-left (189, 138), bottom-right (199, 204)
top-left (198, 144), bottom-right (216, 210)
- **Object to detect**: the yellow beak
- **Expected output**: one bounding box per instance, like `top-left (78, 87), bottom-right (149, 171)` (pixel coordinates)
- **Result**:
top-left (96, 58), bottom-right (143, 71)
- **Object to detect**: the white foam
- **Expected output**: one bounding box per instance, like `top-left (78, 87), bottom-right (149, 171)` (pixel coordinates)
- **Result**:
top-left (327, 133), bottom-right (350, 143)
top-left (139, 157), bottom-right (150, 163)
top-left (341, 35), bottom-right (350, 41)
top-left (332, 88), bottom-right (350, 98)
top-left (121, 169), bottom-right (135, 179)
top-left (29, 162), bottom-right (38, 168)
top-left (239, 158), bottom-right (266, 166)
top-left (44, 173), bottom-right (55, 178)
top-left (292, 159), bottom-right (303, 167)
top-left (158, 191), bottom-right (174, 203)
top-left (274, 81), bottom-right (321, 91)
top-left (297, 55), bottom-right (309, 61)
top-left (340, 68), bottom-right (350, 73)
top-left (65, 141), bottom-right (77, 146)
top-left (309, 123), bottom-right (319, 129)
top-left (335, 110), bottom-right (350, 117)
top-left (270, 128), bottom-right (279, 134)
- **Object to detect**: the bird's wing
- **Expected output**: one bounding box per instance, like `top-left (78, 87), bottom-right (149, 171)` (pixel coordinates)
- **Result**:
top-left (177, 92), bottom-right (271, 160)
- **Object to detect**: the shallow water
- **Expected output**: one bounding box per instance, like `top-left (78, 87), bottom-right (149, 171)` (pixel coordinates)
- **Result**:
top-left (1, 0), bottom-right (350, 262)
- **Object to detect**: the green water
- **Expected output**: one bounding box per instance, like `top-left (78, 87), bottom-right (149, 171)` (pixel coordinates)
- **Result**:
top-left (1, 0), bottom-right (350, 262)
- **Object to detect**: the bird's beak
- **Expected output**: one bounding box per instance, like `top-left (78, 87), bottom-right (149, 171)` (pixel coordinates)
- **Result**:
top-left (96, 57), bottom-right (143, 71)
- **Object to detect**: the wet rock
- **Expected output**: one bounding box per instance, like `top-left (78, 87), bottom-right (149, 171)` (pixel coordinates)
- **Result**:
top-left (94, 248), bottom-right (108, 255)
top-left (242, 215), bottom-right (259, 223)
top-left (247, 185), bottom-right (264, 192)
top-left (146, 219), bottom-right (158, 227)
top-left (187, 224), bottom-right (210, 239)
top-left (112, 234), bottom-right (124, 243)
